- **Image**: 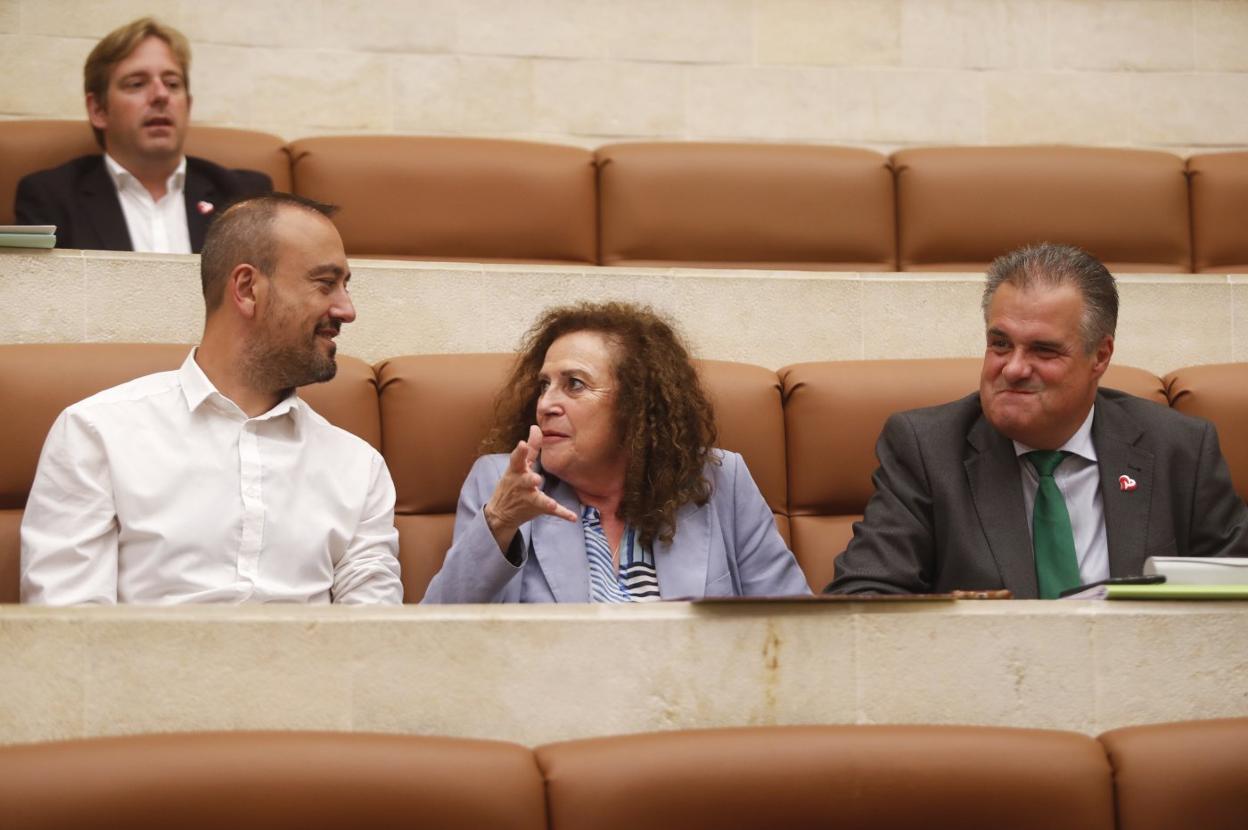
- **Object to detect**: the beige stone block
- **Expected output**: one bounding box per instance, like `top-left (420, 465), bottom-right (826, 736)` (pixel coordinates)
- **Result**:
top-left (1092, 608), bottom-right (1248, 730)
top-left (84, 615), bottom-right (356, 735)
top-left (857, 605), bottom-right (1098, 731)
top-left (686, 65), bottom-right (873, 141)
top-left (320, 0), bottom-right (458, 52)
top-left (0, 36), bottom-right (92, 117)
top-left (178, 0), bottom-right (316, 47)
top-left (862, 276), bottom-right (985, 360)
top-left (80, 252), bottom-right (202, 344)
top-left (1115, 277), bottom-right (1234, 374)
top-left (349, 607), bottom-right (857, 744)
top-left (0, 251), bottom-right (85, 343)
top-left (1234, 278), bottom-right (1248, 363)
top-left (1048, 0), bottom-right (1194, 71)
top-left (455, 0), bottom-right (609, 59)
top-left (985, 71), bottom-right (1132, 144)
top-left (901, 0), bottom-right (1050, 69)
top-left (20, 0), bottom-right (182, 37)
top-left (246, 49), bottom-right (391, 132)
top-left (1131, 73), bottom-right (1248, 146)
top-left (184, 44), bottom-right (256, 127)
top-left (533, 60), bottom-right (684, 138)
top-left (869, 69), bottom-right (985, 144)
top-left (758, 0), bottom-right (900, 67)
top-left (392, 55), bottom-right (533, 135)
top-left (0, 0), bottom-right (19, 33)
top-left (603, 0), bottom-right (753, 63)
top-left (0, 614), bottom-right (87, 743)
top-left (1196, 0), bottom-right (1248, 71)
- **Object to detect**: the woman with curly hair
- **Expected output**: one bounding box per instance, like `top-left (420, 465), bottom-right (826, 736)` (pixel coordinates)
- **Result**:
top-left (423, 301), bottom-right (810, 603)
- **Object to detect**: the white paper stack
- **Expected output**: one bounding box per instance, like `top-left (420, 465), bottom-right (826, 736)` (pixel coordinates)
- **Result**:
top-left (1143, 557), bottom-right (1248, 585)
top-left (0, 225), bottom-right (56, 249)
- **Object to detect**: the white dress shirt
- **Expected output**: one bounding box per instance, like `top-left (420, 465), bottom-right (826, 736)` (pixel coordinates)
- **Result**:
top-left (20, 350), bottom-right (403, 605)
top-left (103, 153), bottom-right (192, 254)
top-left (1013, 405), bottom-right (1111, 585)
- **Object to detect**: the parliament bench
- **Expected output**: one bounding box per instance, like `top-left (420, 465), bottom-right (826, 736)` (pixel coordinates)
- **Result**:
top-left (2, 344), bottom-right (1246, 603)
top-left (0, 719), bottom-right (1243, 829)
top-left (3, 120), bottom-right (1246, 272)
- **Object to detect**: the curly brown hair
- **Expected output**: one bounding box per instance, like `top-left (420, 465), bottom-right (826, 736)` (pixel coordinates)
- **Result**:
top-left (484, 302), bottom-right (718, 549)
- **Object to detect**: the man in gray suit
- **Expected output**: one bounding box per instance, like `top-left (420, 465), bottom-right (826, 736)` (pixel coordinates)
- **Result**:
top-left (826, 243), bottom-right (1248, 598)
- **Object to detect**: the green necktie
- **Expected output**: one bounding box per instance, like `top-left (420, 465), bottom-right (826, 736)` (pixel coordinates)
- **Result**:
top-left (1026, 450), bottom-right (1081, 599)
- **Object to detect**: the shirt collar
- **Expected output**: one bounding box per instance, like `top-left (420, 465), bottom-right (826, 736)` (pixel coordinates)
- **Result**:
top-left (1012, 403), bottom-right (1097, 462)
top-left (103, 152), bottom-right (187, 195)
top-left (179, 348), bottom-right (304, 422)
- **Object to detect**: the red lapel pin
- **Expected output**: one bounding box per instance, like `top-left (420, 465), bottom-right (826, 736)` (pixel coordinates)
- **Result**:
top-left (197, 200), bottom-right (215, 215)
top-left (1118, 474), bottom-right (1137, 492)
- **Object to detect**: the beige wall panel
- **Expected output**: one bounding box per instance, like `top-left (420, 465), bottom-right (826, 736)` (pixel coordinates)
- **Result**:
top-left (685, 65), bottom-right (866, 141)
top-left (1195, 0), bottom-right (1248, 72)
top-left (189, 44), bottom-right (259, 128)
top-left (604, 0), bottom-right (753, 63)
top-left (1234, 277), bottom-right (1248, 363)
top-left (1049, 0), bottom-right (1194, 71)
top-left (757, 0), bottom-right (901, 67)
top-left (533, 60), bottom-right (684, 138)
top-left (1131, 73), bottom-right (1248, 145)
top-left (1115, 276), bottom-right (1235, 370)
top-left (870, 69), bottom-right (985, 144)
top-left (0, 36), bottom-right (91, 117)
top-left (861, 277), bottom-right (985, 360)
top-left (0, 0), bottom-right (19, 32)
top-left (322, 0), bottom-right (458, 53)
top-left (856, 608), bottom-right (1098, 731)
top-left (0, 616), bottom-right (87, 744)
top-left (393, 55), bottom-right (533, 134)
top-left (0, 251), bottom-right (85, 343)
top-left (79, 252), bottom-right (201, 344)
top-left (20, 0), bottom-right (182, 37)
top-left (984, 71), bottom-right (1132, 145)
top-left (246, 49), bottom-right (392, 133)
top-left (179, 0), bottom-right (315, 48)
top-left (901, 0), bottom-right (1050, 70)
top-left (83, 614), bottom-right (357, 737)
top-left (455, 0), bottom-right (608, 59)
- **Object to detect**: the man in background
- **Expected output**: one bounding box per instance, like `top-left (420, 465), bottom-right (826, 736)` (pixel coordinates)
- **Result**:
top-left (21, 193), bottom-right (402, 604)
top-left (15, 17), bottom-right (270, 252)
top-left (827, 243), bottom-right (1248, 598)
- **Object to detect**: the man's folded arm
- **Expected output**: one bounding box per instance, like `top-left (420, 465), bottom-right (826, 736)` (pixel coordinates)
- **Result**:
top-left (330, 452), bottom-right (403, 605)
top-left (825, 413), bottom-right (937, 595)
top-left (20, 410), bottom-right (120, 604)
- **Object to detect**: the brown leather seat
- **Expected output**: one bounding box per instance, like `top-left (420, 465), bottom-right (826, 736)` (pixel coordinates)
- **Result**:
top-left (537, 725), bottom-right (1115, 830)
top-left (1100, 718), bottom-right (1248, 830)
top-left (0, 731), bottom-right (546, 830)
top-left (780, 358), bottom-right (1167, 590)
top-left (596, 142), bottom-right (896, 270)
top-left (1164, 362), bottom-right (1248, 500)
top-left (0, 120), bottom-right (289, 226)
top-left (376, 354), bottom-right (791, 601)
top-left (0, 343), bottom-right (379, 604)
top-left (1188, 152), bottom-right (1248, 273)
top-left (288, 136), bottom-right (596, 262)
top-left (894, 146), bottom-right (1191, 273)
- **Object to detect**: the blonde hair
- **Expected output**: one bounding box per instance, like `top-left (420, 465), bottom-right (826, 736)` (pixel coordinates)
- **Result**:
top-left (83, 17), bottom-right (191, 148)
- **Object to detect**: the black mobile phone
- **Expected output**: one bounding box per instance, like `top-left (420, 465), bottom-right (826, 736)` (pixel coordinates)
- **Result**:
top-left (1059, 574), bottom-right (1166, 598)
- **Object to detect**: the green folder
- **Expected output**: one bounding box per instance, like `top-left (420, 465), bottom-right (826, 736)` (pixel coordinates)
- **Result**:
top-left (0, 233), bottom-right (56, 248)
top-left (1107, 584), bottom-right (1248, 600)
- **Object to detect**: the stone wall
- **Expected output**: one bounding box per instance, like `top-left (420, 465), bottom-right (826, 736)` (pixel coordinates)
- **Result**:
top-left (2, 0), bottom-right (1247, 153)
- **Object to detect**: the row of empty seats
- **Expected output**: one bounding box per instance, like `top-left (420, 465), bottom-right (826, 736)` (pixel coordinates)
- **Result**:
top-left (2, 120), bottom-right (1246, 272)
top-left (1, 720), bottom-right (1244, 829)
top-left (2, 344), bottom-right (1244, 602)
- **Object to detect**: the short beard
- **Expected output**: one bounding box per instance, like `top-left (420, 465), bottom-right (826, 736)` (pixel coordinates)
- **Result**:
top-left (244, 333), bottom-right (338, 396)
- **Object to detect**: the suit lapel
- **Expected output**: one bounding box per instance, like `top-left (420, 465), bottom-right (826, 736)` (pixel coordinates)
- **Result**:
top-left (530, 478), bottom-right (590, 602)
top-left (184, 160), bottom-right (217, 252)
top-left (653, 500), bottom-right (711, 599)
top-left (78, 159), bottom-right (132, 251)
top-left (1092, 395), bottom-right (1153, 576)
top-left (964, 415), bottom-right (1037, 597)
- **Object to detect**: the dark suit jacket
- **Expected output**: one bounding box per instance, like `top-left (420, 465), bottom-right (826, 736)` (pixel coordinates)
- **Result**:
top-left (827, 387), bottom-right (1248, 598)
top-left (14, 154), bottom-right (272, 253)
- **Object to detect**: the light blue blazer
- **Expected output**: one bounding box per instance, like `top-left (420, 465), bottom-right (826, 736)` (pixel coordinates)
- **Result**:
top-left (422, 450), bottom-right (812, 602)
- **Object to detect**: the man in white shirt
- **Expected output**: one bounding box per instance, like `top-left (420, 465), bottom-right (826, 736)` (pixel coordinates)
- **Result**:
top-left (20, 193), bottom-right (403, 605)
top-left (826, 242), bottom-right (1248, 598)
top-left (14, 17), bottom-right (270, 252)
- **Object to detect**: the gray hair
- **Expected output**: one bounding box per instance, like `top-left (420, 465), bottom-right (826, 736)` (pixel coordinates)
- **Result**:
top-left (981, 243), bottom-right (1118, 353)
